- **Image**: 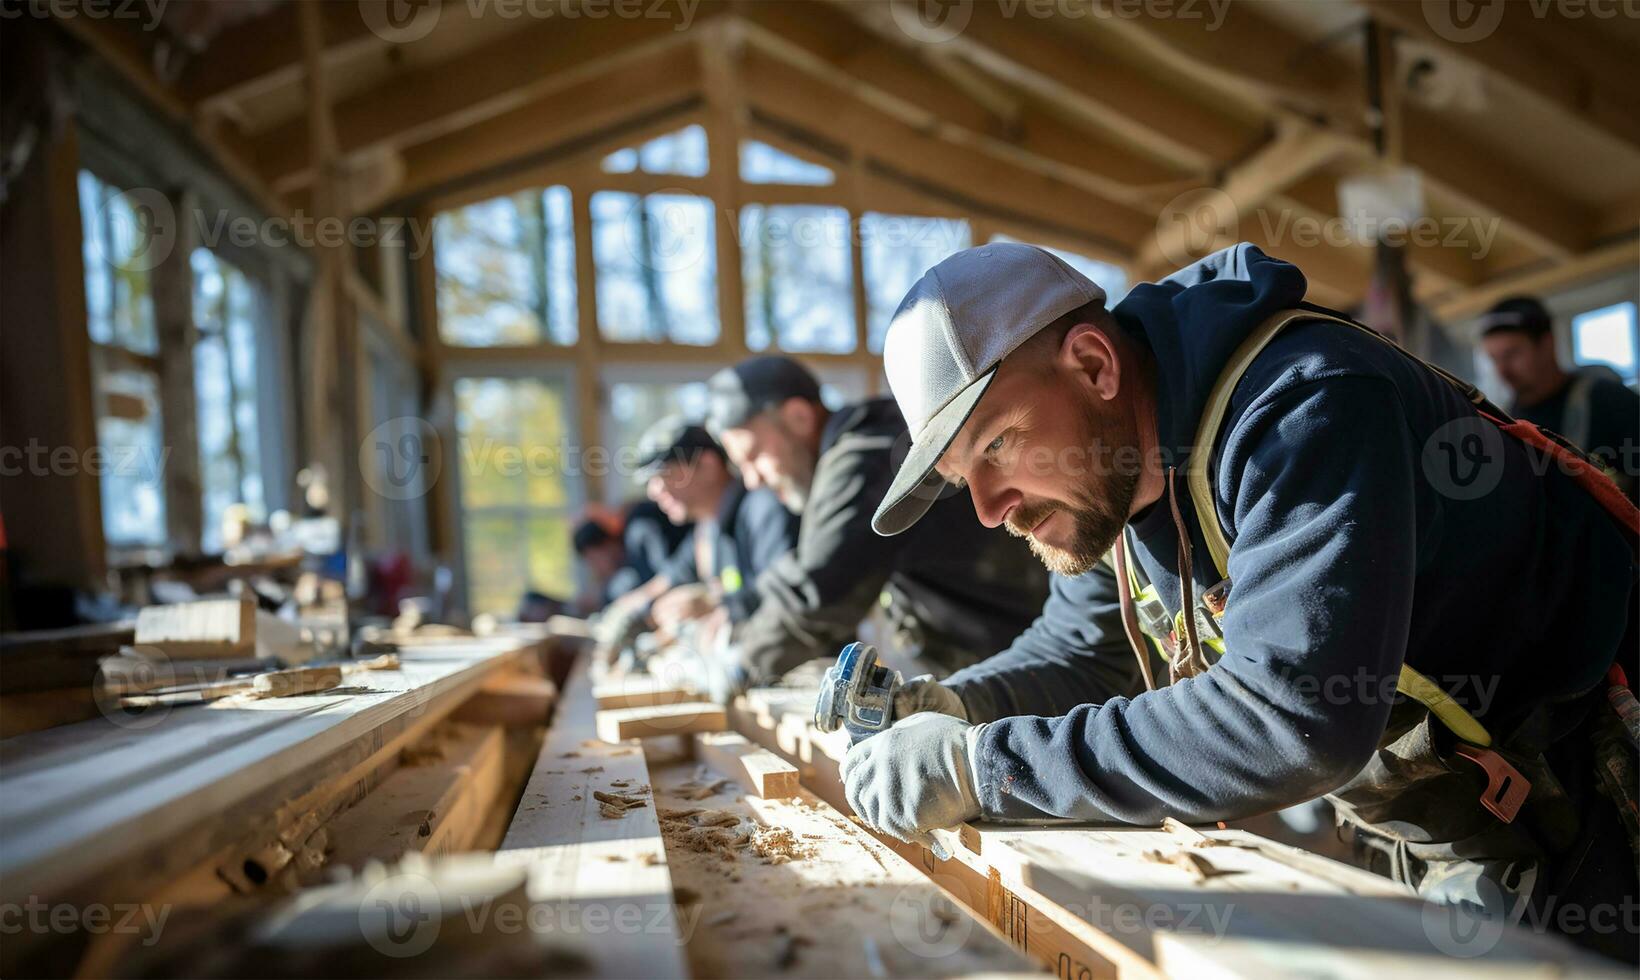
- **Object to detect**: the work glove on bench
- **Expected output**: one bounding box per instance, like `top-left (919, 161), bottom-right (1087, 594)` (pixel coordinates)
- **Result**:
top-left (842, 712), bottom-right (982, 849)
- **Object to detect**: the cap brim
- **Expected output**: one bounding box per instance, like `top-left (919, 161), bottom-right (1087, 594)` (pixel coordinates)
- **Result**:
top-left (871, 368), bottom-right (996, 536)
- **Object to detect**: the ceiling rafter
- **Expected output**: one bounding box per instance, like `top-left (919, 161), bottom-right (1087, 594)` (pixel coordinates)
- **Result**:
top-left (250, 4), bottom-right (727, 190)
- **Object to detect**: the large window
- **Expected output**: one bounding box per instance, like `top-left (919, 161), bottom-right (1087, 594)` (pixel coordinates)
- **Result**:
top-left (861, 213), bottom-right (972, 353)
top-left (1572, 301), bottom-right (1638, 387)
top-left (741, 204), bottom-right (855, 353)
top-left (78, 169), bottom-right (166, 549)
top-left (191, 248), bottom-right (267, 552)
top-left (601, 370), bottom-right (711, 504)
top-left (591, 191), bottom-right (718, 345)
top-left (453, 376), bottom-right (579, 616)
top-left (601, 124), bottom-right (709, 177)
top-left (740, 140), bottom-right (835, 186)
top-left (434, 187), bottom-right (577, 346)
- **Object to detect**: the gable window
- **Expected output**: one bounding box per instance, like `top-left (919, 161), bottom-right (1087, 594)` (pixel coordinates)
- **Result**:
top-left (590, 190), bottom-right (719, 345)
top-left (434, 187), bottom-right (578, 346)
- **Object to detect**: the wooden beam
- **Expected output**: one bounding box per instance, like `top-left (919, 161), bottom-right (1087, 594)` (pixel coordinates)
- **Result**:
top-left (596, 702), bottom-right (728, 742)
top-left (1094, 0), bottom-right (1594, 260)
top-left (699, 19), bottom-right (751, 356)
top-left (738, 1), bottom-right (1183, 205)
top-left (497, 659), bottom-right (688, 979)
top-left (742, 50), bottom-right (1151, 252)
top-left (51, 13), bottom-right (288, 222)
top-left (451, 674), bottom-right (558, 727)
top-left (833, 0), bottom-right (1258, 171)
top-left (179, 1), bottom-right (395, 108)
top-left (1361, 0), bottom-right (1640, 154)
top-left (254, 7), bottom-right (723, 188)
top-left (1137, 119), bottom-right (1355, 278)
top-left (0, 639), bottom-right (528, 967)
top-left (593, 677), bottom-right (693, 710)
top-left (392, 46), bottom-right (701, 203)
top-left (1433, 237), bottom-right (1640, 322)
top-left (325, 722), bottom-right (508, 869)
top-left (694, 730), bottom-right (799, 799)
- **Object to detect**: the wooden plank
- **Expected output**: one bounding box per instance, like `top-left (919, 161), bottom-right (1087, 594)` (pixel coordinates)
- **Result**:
top-left (451, 675), bottom-right (557, 728)
top-left (0, 639), bottom-right (526, 908)
top-left (728, 686), bottom-right (1613, 978)
top-left (693, 730), bottom-right (800, 799)
top-left (0, 621), bottom-right (134, 695)
top-left (649, 753), bottom-right (1034, 978)
top-left (596, 702), bottom-right (727, 742)
top-left (251, 665), bottom-right (342, 699)
top-left (593, 676), bottom-right (693, 710)
top-left (133, 597), bottom-right (255, 659)
top-left (325, 723), bottom-right (507, 870)
top-left (496, 659), bottom-right (689, 980)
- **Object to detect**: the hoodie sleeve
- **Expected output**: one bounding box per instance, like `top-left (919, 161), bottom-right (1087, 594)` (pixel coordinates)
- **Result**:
top-left (721, 491), bottom-right (801, 624)
top-left (970, 376), bottom-right (1416, 823)
top-left (736, 433), bottom-right (908, 679)
top-left (941, 565), bottom-right (1157, 723)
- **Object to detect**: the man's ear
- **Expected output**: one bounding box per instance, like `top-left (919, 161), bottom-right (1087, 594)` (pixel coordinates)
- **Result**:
top-left (776, 397), bottom-right (820, 439)
top-left (1059, 322), bottom-right (1121, 401)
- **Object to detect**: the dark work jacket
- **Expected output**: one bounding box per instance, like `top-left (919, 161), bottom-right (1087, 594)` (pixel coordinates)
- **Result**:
top-left (606, 500), bottom-right (691, 603)
top-left (945, 243), bottom-right (1637, 825)
top-left (664, 484), bottom-right (799, 623)
top-left (1513, 369), bottom-right (1639, 504)
top-left (737, 398), bottom-right (1050, 680)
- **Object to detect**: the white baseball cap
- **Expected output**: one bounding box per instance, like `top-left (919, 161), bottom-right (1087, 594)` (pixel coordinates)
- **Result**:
top-left (872, 243), bottom-right (1105, 536)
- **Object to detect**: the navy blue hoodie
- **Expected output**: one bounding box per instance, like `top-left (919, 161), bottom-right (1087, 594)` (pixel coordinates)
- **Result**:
top-left (945, 244), bottom-right (1637, 824)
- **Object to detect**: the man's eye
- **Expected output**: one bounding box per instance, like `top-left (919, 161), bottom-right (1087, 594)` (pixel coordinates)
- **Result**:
top-left (985, 434), bottom-right (1007, 456)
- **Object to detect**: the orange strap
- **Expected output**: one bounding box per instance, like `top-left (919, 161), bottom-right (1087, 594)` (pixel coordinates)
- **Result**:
top-left (1483, 413), bottom-right (1640, 541)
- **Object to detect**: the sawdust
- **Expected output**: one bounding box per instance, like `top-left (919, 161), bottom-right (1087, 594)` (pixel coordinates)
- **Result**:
top-left (578, 766), bottom-right (605, 774)
top-left (594, 790), bottom-right (648, 819)
top-left (749, 825), bottom-right (815, 865)
top-left (673, 777), bottom-right (732, 800)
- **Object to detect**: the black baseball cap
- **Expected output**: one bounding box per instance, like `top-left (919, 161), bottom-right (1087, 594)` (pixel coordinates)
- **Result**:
top-left (705, 356), bottom-right (823, 436)
top-left (635, 415), bottom-right (723, 477)
top-left (1478, 296), bottom-right (1552, 340)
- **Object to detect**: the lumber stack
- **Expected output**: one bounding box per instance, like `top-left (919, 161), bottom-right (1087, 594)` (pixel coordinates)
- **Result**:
top-left (0, 635), bottom-right (538, 977)
top-left (728, 685), bottom-right (1620, 979)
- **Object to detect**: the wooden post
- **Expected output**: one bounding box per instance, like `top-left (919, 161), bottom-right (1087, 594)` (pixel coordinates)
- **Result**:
top-left (298, 0), bottom-right (361, 529)
top-left (700, 20), bottom-right (749, 356)
top-left (150, 188), bottom-right (204, 551)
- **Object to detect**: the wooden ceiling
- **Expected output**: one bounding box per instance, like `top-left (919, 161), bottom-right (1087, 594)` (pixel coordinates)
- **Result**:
top-left (57, 0), bottom-right (1640, 319)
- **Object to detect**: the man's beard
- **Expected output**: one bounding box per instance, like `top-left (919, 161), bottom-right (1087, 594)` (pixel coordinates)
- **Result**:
top-left (1004, 406), bottom-right (1140, 577)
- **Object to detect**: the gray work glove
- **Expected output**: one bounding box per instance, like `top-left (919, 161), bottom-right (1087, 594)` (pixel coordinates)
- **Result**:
top-left (894, 674), bottom-right (967, 722)
top-left (842, 713), bottom-right (983, 849)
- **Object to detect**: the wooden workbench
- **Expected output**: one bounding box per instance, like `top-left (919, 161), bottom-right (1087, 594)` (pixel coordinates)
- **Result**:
top-left (0, 633), bottom-right (551, 977)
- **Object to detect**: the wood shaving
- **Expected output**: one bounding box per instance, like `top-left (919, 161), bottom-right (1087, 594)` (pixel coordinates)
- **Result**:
top-left (578, 766), bottom-right (605, 774)
top-left (750, 825), bottom-right (814, 865)
top-left (594, 790), bottom-right (649, 819)
top-left (1140, 848), bottom-right (1236, 880)
top-left (673, 777), bottom-right (732, 800)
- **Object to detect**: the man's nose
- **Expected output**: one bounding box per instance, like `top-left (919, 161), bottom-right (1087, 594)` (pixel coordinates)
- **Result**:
top-left (967, 470), bottom-right (1019, 529)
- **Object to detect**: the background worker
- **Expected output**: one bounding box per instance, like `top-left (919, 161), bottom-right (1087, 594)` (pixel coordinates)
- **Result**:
top-left (594, 418), bottom-right (796, 659)
top-left (1479, 295), bottom-right (1639, 501)
top-left (571, 500), bottom-right (690, 613)
top-left (704, 356), bottom-right (1049, 689)
top-left (845, 243), bottom-right (1637, 961)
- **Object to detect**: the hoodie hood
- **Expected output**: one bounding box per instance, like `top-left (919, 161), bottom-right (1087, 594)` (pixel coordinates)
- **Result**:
top-left (1111, 242), bottom-right (1309, 473)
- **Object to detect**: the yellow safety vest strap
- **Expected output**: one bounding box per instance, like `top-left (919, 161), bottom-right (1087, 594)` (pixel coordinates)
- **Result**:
top-left (1186, 308), bottom-right (1494, 748)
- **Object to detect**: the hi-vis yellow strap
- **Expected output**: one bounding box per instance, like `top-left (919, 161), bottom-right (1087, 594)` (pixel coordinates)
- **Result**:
top-left (1187, 309), bottom-right (1495, 748)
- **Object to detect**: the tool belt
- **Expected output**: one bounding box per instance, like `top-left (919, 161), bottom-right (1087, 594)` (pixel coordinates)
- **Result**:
top-left (1110, 307), bottom-right (1640, 911)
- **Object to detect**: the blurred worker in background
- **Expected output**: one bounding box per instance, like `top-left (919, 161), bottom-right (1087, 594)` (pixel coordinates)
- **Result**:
top-left (571, 500), bottom-right (690, 613)
top-left (594, 419), bottom-right (796, 661)
top-left (1481, 295), bottom-right (1638, 502)
top-left (705, 356), bottom-right (1049, 694)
